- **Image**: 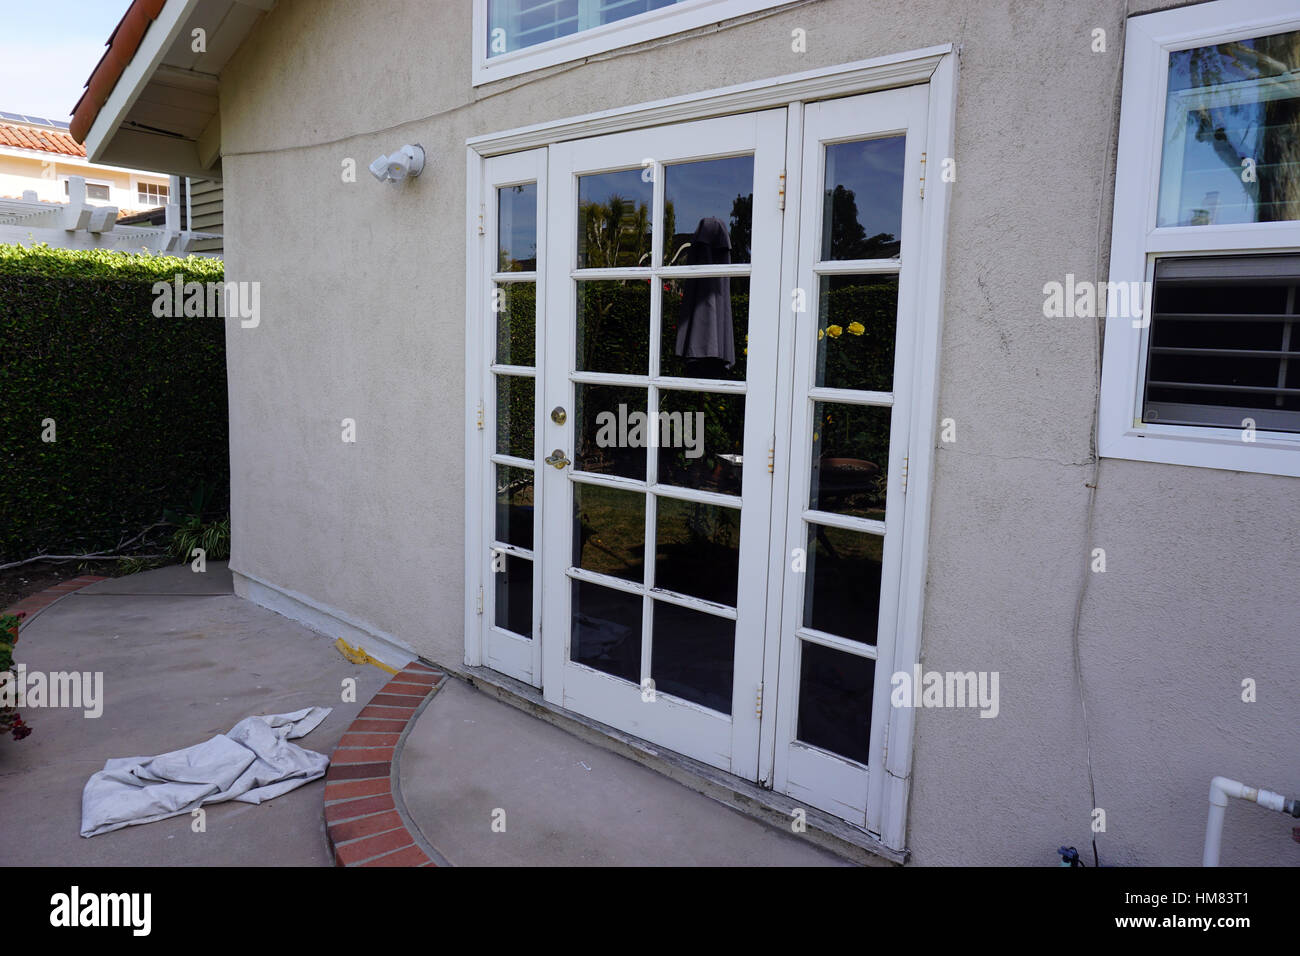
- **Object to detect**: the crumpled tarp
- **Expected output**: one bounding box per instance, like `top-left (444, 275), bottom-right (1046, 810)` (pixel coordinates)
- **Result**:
top-left (80, 707), bottom-right (332, 838)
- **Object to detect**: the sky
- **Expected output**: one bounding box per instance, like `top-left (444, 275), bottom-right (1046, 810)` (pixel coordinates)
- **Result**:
top-left (0, 0), bottom-right (132, 121)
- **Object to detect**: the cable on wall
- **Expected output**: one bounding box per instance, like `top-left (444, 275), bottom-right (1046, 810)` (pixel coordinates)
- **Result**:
top-left (1070, 0), bottom-right (1133, 868)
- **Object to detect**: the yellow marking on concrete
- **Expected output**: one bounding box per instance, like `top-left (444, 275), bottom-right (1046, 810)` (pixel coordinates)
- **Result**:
top-left (334, 637), bottom-right (398, 675)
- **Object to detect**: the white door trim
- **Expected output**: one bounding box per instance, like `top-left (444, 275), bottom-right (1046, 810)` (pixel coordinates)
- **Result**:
top-left (463, 48), bottom-right (959, 853)
top-left (877, 50), bottom-right (958, 851)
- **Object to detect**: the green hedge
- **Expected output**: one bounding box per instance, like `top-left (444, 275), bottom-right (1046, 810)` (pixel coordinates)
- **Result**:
top-left (0, 244), bottom-right (229, 561)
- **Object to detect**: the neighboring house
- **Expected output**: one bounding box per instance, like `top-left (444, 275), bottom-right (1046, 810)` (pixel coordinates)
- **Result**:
top-left (73, 0), bottom-right (1300, 866)
top-left (0, 111), bottom-right (171, 216)
top-left (114, 175), bottom-right (225, 255)
top-left (0, 111), bottom-right (222, 253)
top-left (185, 176), bottom-right (223, 255)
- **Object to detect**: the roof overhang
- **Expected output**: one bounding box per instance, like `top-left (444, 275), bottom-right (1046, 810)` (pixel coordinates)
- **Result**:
top-left (72, 0), bottom-right (275, 181)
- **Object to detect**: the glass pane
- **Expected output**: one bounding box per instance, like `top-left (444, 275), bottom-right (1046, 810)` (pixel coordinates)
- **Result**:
top-left (577, 280), bottom-right (649, 374)
top-left (574, 384), bottom-right (647, 480)
top-left (816, 275), bottom-right (897, 391)
top-left (809, 402), bottom-right (890, 520)
top-left (822, 137), bottom-right (905, 260)
top-left (571, 579), bottom-right (642, 683)
top-left (494, 465), bottom-right (534, 549)
top-left (494, 553), bottom-right (533, 638)
top-left (662, 154), bottom-right (753, 265)
top-left (597, 0), bottom-right (684, 28)
top-left (495, 282), bottom-right (535, 366)
top-left (497, 182), bottom-right (537, 271)
top-left (1159, 30), bottom-right (1300, 226)
top-left (651, 601), bottom-right (734, 714)
top-left (578, 169), bottom-right (653, 268)
top-left (573, 482), bottom-right (645, 583)
top-left (802, 524), bottom-right (883, 644)
top-left (488, 0), bottom-right (687, 57)
top-left (653, 497), bottom-right (740, 606)
top-left (496, 374), bottom-right (534, 459)
top-left (488, 0), bottom-right (581, 56)
top-left (796, 640), bottom-right (874, 765)
top-left (656, 390), bottom-right (744, 495)
top-left (661, 276), bottom-right (749, 381)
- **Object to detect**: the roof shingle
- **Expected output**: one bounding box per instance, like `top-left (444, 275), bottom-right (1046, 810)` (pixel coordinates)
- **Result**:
top-left (70, 0), bottom-right (168, 144)
top-left (0, 122), bottom-right (87, 157)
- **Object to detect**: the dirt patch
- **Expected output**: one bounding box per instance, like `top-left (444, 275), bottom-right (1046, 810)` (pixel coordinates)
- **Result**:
top-left (0, 558), bottom-right (172, 610)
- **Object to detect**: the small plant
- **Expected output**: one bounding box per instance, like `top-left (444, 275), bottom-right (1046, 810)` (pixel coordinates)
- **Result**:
top-left (0, 611), bottom-right (31, 740)
top-left (164, 483), bottom-right (231, 563)
top-left (117, 555), bottom-right (168, 576)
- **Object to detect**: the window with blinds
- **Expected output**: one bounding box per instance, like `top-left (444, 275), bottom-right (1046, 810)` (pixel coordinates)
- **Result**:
top-left (488, 0), bottom-right (685, 57)
top-left (1143, 254), bottom-right (1300, 433)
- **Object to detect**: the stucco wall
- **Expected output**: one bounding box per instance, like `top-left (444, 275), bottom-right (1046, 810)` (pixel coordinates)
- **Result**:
top-left (218, 0), bottom-right (1299, 865)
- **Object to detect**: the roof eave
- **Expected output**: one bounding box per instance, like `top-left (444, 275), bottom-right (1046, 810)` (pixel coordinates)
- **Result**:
top-left (80, 0), bottom-right (212, 178)
top-left (74, 0), bottom-right (273, 182)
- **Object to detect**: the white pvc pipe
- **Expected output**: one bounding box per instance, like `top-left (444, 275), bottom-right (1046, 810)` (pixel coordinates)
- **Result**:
top-left (1203, 776), bottom-right (1296, 866)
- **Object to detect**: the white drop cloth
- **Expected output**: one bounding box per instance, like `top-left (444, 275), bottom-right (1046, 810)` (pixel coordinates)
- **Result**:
top-left (80, 707), bottom-right (332, 838)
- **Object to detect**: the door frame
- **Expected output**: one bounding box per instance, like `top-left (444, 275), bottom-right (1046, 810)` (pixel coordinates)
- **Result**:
top-left (465, 46), bottom-right (958, 852)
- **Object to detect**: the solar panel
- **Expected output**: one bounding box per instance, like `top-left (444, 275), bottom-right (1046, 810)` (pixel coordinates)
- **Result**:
top-left (0, 112), bottom-right (71, 128)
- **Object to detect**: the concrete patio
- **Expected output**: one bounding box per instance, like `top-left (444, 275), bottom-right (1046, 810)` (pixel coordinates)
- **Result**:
top-left (1, 562), bottom-right (848, 866)
top-left (398, 677), bottom-right (845, 866)
top-left (0, 562), bottom-right (387, 866)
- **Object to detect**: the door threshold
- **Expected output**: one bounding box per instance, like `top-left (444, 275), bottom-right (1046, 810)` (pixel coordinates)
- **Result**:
top-left (452, 663), bottom-right (908, 866)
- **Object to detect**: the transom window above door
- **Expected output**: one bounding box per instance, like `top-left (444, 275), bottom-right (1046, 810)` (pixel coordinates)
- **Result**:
top-left (473, 0), bottom-right (790, 84)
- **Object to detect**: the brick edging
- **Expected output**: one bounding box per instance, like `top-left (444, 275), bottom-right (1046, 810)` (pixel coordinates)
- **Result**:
top-left (324, 660), bottom-right (447, 867)
top-left (3, 576), bottom-right (108, 625)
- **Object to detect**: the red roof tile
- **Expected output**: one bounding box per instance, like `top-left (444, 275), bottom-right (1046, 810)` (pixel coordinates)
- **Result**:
top-left (70, 0), bottom-right (168, 144)
top-left (0, 122), bottom-right (87, 157)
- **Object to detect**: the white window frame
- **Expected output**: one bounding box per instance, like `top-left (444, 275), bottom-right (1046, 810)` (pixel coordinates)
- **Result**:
top-left (62, 176), bottom-right (113, 203)
top-left (472, 0), bottom-right (788, 86)
top-left (1100, 0), bottom-right (1300, 477)
top-left (464, 45), bottom-right (957, 853)
top-left (136, 180), bottom-right (170, 205)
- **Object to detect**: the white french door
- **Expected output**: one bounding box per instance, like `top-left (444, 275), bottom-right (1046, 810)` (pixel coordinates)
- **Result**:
top-left (471, 81), bottom-right (937, 832)
top-left (771, 85), bottom-right (930, 833)
top-left (479, 148), bottom-right (548, 687)
top-left (540, 111), bottom-right (787, 777)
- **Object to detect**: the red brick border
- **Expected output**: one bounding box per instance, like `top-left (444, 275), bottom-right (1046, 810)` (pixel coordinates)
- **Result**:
top-left (3, 576), bottom-right (108, 624)
top-left (324, 660), bottom-right (445, 867)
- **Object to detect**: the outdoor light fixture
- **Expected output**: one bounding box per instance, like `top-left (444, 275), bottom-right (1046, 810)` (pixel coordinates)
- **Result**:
top-left (369, 144), bottom-right (426, 184)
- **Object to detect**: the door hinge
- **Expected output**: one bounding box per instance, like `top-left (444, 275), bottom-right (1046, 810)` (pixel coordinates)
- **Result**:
top-left (900, 455), bottom-right (909, 494)
top-left (476, 586), bottom-right (484, 615)
top-left (768, 435), bottom-right (776, 475)
top-left (755, 683), bottom-right (764, 719)
top-left (476, 400), bottom-right (484, 430)
top-left (477, 205), bottom-right (485, 237)
top-left (919, 152), bottom-right (927, 199)
top-left (777, 170), bottom-right (786, 210)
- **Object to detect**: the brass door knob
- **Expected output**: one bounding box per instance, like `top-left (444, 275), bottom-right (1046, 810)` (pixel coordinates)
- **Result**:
top-left (545, 449), bottom-right (571, 469)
